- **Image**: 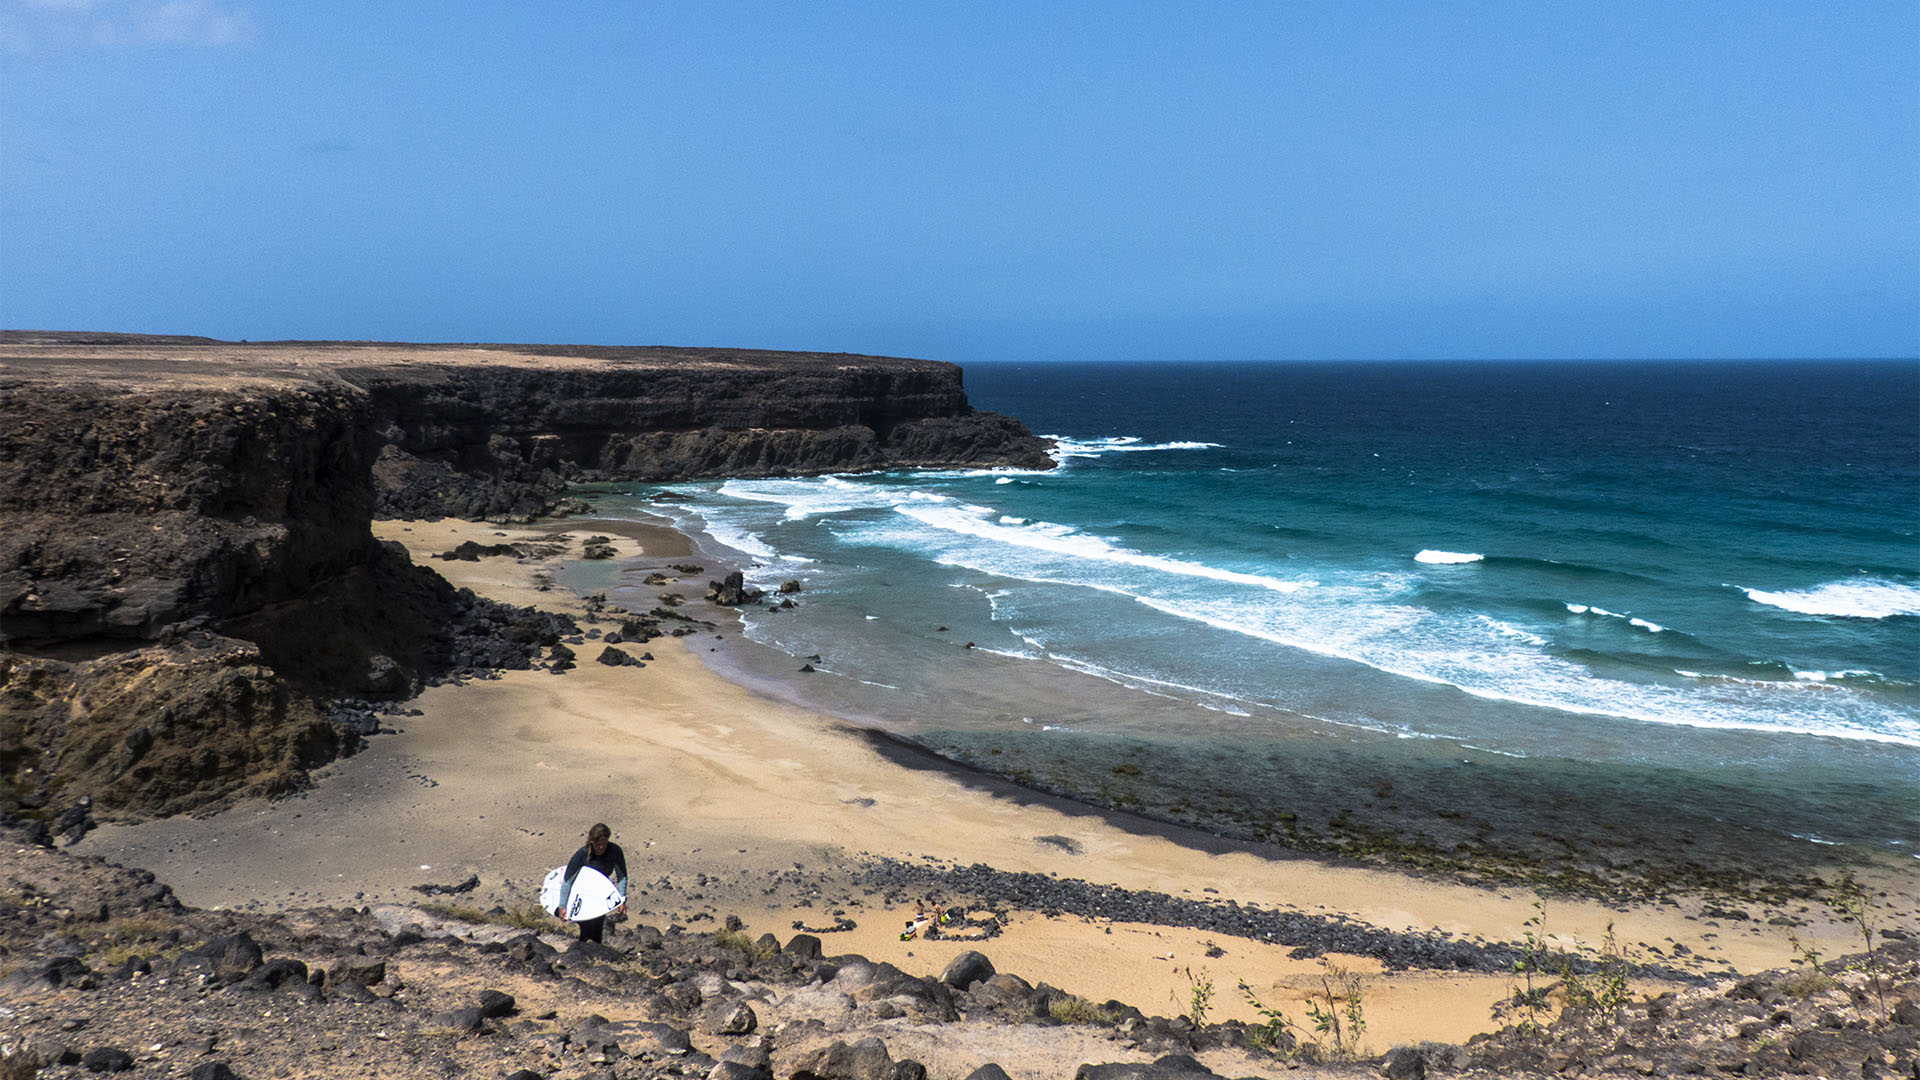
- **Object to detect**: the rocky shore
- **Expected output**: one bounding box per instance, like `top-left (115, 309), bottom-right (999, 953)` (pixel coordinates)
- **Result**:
top-left (4, 818), bottom-right (1917, 1079)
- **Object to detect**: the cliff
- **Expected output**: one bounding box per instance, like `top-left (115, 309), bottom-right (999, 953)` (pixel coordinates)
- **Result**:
top-left (0, 334), bottom-right (1053, 828)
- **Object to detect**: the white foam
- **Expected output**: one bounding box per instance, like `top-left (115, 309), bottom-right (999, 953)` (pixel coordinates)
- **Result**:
top-left (715, 476), bottom-right (911, 520)
top-left (1415, 550), bottom-right (1484, 565)
top-left (895, 502), bottom-right (1314, 595)
top-left (1741, 578), bottom-right (1920, 619)
top-left (704, 521), bottom-right (779, 560)
top-left (1118, 591), bottom-right (1920, 748)
top-left (1793, 669), bottom-right (1877, 683)
top-left (1568, 604), bottom-right (1665, 632)
top-left (1047, 435), bottom-right (1223, 461)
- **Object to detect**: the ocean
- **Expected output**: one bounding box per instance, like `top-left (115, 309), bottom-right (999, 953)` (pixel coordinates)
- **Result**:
top-left (579, 360), bottom-right (1919, 886)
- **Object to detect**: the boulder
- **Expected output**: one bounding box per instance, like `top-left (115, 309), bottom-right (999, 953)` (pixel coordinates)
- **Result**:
top-left (80, 1046), bottom-right (135, 1072)
top-left (425, 1007), bottom-right (486, 1033)
top-left (596, 646), bottom-right (642, 667)
top-left (21, 1039), bottom-right (77, 1067)
top-left (562, 939), bottom-right (624, 963)
top-left (1074, 1055), bottom-right (1218, 1080)
top-left (586, 1020), bottom-right (693, 1057)
top-left (238, 956), bottom-right (309, 992)
top-left (1382, 1045), bottom-right (1428, 1080)
top-left (708, 572), bottom-right (765, 606)
top-left (783, 1037), bottom-right (895, 1080)
top-left (179, 934), bottom-right (263, 984)
top-left (328, 958), bottom-right (386, 987)
top-left (0, 955), bottom-right (93, 993)
top-left (941, 951), bottom-right (995, 990)
top-left (786, 933), bottom-right (824, 960)
top-left (706, 1001), bottom-right (759, 1036)
top-left (503, 934), bottom-right (558, 964)
top-left (476, 989), bottom-right (516, 1018)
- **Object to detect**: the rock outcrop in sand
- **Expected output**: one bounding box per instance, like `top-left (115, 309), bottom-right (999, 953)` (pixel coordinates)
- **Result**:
top-left (0, 333), bottom-right (1053, 831)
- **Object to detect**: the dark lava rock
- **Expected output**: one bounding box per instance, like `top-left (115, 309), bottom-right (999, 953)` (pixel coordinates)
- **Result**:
top-left (1074, 1054), bottom-right (1217, 1080)
top-left (595, 645), bottom-right (642, 667)
top-left (190, 1065), bottom-right (239, 1080)
top-left (941, 951), bottom-right (995, 990)
top-left (80, 1046), bottom-right (135, 1072)
top-left (707, 1001), bottom-right (759, 1036)
top-left (963, 1067), bottom-right (1013, 1080)
top-left (563, 939), bottom-right (625, 964)
top-left (708, 571), bottom-right (765, 607)
top-left (434, 541), bottom-right (519, 561)
top-left (179, 933), bottom-right (264, 984)
top-left (0, 955), bottom-right (92, 992)
top-left (787, 1036), bottom-right (895, 1080)
top-left (476, 988), bottom-right (516, 1018)
top-left (427, 1006), bottom-right (486, 1033)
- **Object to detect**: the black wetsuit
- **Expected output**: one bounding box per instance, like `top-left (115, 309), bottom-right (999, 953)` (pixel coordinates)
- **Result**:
top-left (558, 841), bottom-right (628, 943)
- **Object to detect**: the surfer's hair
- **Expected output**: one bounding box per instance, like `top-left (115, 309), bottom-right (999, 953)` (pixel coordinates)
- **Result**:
top-left (588, 823), bottom-right (611, 843)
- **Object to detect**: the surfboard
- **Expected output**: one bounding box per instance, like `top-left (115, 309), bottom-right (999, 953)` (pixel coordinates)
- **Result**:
top-left (539, 865), bottom-right (622, 922)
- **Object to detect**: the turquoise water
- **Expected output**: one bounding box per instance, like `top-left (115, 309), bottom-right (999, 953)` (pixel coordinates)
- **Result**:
top-left (594, 360), bottom-right (1919, 867)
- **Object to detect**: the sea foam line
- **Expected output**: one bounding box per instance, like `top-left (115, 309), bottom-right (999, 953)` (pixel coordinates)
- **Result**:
top-left (895, 502), bottom-right (1314, 595)
top-left (1739, 578), bottom-right (1920, 619)
top-left (1566, 604), bottom-right (1668, 633)
top-left (1047, 435), bottom-right (1223, 461)
top-left (1121, 594), bottom-right (1920, 748)
top-left (1415, 549), bottom-right (1484, 565)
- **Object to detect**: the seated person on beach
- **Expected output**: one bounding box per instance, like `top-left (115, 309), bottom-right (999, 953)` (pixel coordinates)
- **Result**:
top-left (900, 901), bottom-right (950, 941)
top-left (554, 822), bottom-right (628, 943)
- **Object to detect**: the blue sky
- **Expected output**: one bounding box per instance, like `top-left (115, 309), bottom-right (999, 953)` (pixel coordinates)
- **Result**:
top-left (3, 1), bottom-right (1915, 362)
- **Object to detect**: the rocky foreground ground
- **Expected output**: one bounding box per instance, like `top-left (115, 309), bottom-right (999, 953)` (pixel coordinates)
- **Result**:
top-left (2, 818), bottom-right (1916, 1080)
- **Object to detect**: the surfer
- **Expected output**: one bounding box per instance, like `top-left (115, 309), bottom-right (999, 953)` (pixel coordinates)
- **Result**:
top-left (554, 823), bottom-right (628, 943)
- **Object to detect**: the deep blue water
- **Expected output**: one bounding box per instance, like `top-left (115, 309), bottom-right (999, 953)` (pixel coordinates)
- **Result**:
top-left (597, 360), bottom-right (1920, 859)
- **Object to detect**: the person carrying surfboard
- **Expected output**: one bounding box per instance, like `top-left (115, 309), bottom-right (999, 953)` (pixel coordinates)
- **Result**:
top-left (554, 823), bottom-right (628, 943)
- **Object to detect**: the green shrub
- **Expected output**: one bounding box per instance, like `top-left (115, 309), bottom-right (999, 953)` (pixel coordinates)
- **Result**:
top-left (1047, 994), bottom-right (1115, 1025)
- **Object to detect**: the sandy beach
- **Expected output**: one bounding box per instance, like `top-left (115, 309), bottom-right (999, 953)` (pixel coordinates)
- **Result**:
top-left (76, 517), bottom-right (1920, 1054)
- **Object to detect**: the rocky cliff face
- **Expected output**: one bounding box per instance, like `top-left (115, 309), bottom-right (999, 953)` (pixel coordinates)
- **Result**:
top-left (349, 344), bottom-right (1054, 520)
top-left (0, 335), bottom-right (1051, 828)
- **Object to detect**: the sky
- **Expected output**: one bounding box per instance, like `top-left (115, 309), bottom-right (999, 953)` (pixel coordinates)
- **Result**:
top-left (2, 1), bottom-right (1916, 363)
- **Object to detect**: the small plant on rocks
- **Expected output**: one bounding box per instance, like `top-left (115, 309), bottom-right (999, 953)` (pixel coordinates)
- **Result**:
top-left (1557, 921), bottom-right (1635, 1019)
top-left (1047, 994), bottom-right (1115, 1025)
top-left (419, 901), bottom-right (553, 931)
top-left (1181, 966), bottom-right (1214, 1026)
top-left (713, 927), bottom-right (778, 961)
top-left (1496, 896), bottom-right (1553, 1033)
top-left (1236, 980), bottom-right (1297, 1055)
top-left (1778, 923), bottom-right (1835, 997)
top-left (1303, 959), bottom-right (1366, 1060)
top-left (1827, 873), bottom-right (1888, 1017)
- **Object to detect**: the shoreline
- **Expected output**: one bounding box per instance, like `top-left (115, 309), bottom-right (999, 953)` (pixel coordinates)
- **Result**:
top-left (74, 516), bottom-right (1920, 1050)
top-left (581, 496), bottom-right (1907, 906)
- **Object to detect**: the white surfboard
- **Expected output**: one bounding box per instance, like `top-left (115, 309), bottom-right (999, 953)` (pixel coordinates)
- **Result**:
top-left (540, 865), bottom-right (622, 922)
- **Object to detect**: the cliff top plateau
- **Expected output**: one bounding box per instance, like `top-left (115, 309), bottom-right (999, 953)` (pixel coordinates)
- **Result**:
top-left (0, 331), bottom-right (988, 392)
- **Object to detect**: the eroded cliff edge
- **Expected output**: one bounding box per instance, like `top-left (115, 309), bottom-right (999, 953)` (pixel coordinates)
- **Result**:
top-left (0, 334), bottom-right (1054, 832)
